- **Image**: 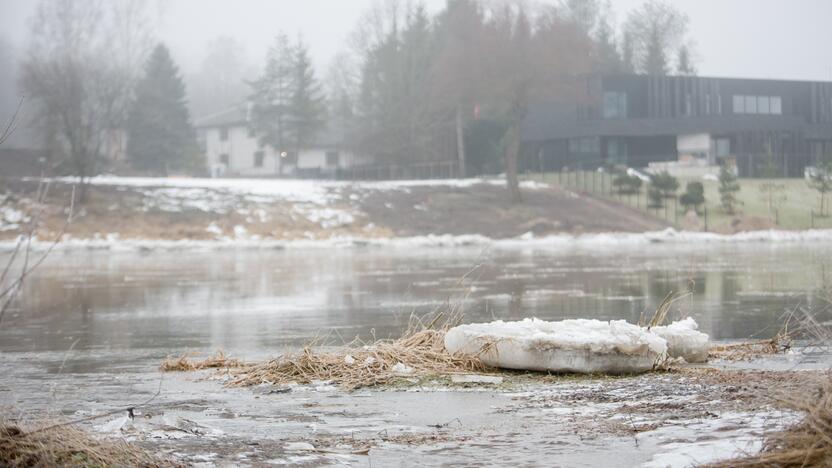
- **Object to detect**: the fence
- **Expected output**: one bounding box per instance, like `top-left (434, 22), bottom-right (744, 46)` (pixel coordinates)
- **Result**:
top-left (533, 168), bottom-right (832, 231)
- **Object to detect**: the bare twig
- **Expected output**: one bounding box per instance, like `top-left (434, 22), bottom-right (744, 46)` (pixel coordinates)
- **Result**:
top-left (0, 96), bottom-right (23, 146)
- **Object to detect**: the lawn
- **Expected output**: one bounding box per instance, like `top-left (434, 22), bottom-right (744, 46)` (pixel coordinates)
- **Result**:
top-left (524, 171), bottom-right (832, 231)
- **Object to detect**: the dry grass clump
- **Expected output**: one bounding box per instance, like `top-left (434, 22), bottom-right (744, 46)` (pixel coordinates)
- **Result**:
top-left (160, 350), bottom-right (247, 372)
top-left (705, 378), bottom-right (832, 468)
top-left (0, 423), bottom-right (176, 467)
top-left (228, 313), bottom-right (491, 390)
top-left (709, 333), bottom-right (792, 361)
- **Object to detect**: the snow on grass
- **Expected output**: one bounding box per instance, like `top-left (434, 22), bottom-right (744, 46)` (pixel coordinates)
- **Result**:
top-left (0, 205), bottom-right (27, 232)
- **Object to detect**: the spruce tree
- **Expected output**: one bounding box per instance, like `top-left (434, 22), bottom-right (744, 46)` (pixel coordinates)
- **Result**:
top-left (250, 33), bottom-right (294, 160)
top-left (127, 44), bottom-right (196, 175)
top-left (286, 38), bottom-right (326, 152)
top-left (719, 163), bottom-right (741, 214)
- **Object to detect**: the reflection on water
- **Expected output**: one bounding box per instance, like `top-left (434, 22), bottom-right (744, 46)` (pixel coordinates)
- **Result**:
top-left (1, 244), bottom-right (830, 357)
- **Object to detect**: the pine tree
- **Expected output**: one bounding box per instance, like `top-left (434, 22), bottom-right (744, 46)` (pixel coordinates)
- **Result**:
top-left (594, 19), bottom-right (622, 73)
top-left (286, 38), bottom-right (327, 152)
top-left (127, 44), bottom-right (197, 175)
top-left (719, 163), bottom-right (741, 215)
top-left (249, 33), bottom-right (294, 159)
top-left (677, 45), bottom-right (696, 75)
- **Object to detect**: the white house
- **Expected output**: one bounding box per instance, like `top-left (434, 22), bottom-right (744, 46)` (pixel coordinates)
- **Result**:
top-left (195, 105), bottom-right (368, 178)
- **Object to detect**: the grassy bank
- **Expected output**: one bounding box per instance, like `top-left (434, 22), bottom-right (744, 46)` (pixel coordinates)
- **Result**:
top-left (525, 171), bottom-right (832, 232)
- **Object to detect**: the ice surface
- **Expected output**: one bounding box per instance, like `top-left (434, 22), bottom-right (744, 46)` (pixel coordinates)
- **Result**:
top-left (444, 319), bottom-right (668, 374)
top-left (650, 318), bottom-right (710, 363)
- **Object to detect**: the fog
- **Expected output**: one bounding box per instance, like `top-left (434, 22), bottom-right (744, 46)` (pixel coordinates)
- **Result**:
top-left (2, 0), bottom-right (832, 82)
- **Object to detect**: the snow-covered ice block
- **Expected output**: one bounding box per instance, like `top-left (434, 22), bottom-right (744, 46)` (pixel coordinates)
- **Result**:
top-left (444, 319), bottom-right (668, 374)
top-left (650, 318), bottom-right (710, 363)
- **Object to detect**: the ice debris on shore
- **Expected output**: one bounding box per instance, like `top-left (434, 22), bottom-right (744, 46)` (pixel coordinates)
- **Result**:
top-left (444, 318), bottom-right (709, 374)
top-left (649, 318), bottom-right (710, 363)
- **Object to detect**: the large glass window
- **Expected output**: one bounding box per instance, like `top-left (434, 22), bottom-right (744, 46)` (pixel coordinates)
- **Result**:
top-left (733, 95), bottom-right (745, 114)
top-left (569, 137), bottom-right (600, 155)
top-left (745, 95), bottom-right (757, 114)
top-left (771, 96), bottom-right (782, 115)
top-left (603, 92), bottom-right (628, 119)
top-left (758, 96), bottom-right (770, 114)
top-left (734, 95), bottom-right (782, 115)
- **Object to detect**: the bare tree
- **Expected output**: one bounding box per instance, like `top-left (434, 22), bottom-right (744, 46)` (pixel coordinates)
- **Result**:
top-left (20, 0), bottom-right (153, 203)
top-left (479, 1), bottom-right (592, 202)
top-left (623, 0), bottom-right (690, 75)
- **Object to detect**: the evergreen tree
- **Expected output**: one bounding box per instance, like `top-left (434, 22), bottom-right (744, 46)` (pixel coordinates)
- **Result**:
top-left (249, 33), bottom-right (294, 159)
top-left (677, 45), bottom-right (696, 75)
top-left (621, 31), bottom-right (635, 73)
top-left (286, 37), bottom-right (327, 152)
top-left (594, 18), bottom-right (622, 73)
top-left (719, 163), bottom-right (741, 214)
top-left (127, 44), bottom-right (197, 175)
top-left (808, 156), bottom-right (832, 217)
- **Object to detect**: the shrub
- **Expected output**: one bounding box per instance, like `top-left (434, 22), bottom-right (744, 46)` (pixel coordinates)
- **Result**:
top-left (680, 182), bottom-right (705, 213)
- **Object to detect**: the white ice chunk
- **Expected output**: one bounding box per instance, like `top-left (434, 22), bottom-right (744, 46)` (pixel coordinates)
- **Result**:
top-left (444, 319), bottom-right (668, 374)
top-left (285, 442), bottom-right (316, 452)
top-left (391, 362), bottom-right (413, 374)
top-left (650, 318), bottom-right (710, 363)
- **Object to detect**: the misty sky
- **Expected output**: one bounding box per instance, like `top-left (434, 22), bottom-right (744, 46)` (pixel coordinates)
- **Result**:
top-left (1, 0), bottom-right (832, 81)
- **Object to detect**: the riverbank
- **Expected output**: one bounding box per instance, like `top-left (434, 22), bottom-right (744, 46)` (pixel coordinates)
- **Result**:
top-left (2, 348), bottom-right (826, 467)
top-left (1, 176), bottom-right (666, 243)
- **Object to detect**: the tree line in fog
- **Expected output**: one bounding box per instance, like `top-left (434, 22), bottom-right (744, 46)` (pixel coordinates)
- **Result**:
top-left (13, 0), bottom-right (696, 203)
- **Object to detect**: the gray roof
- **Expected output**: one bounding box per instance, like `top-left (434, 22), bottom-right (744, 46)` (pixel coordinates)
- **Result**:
top-left (194, 106), bottom-right (248, 128)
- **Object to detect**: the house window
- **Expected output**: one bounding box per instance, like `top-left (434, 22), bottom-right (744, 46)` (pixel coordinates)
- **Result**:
top-left (254, 151), bottom-right (264, 168)
top-left (734, 95), bottom-right (782, 115)
top-left (758, 96), bottom-right (771, 114)
top-left (219, 154), bottom-right (229, 165)
top-left (603, 91), bottom-right (627, 119)
top-left (325, 151), bottom-right (339, 167)
top-left (733, 95), bottom-right (745, 114)
top-left (744, 95), bottom-right (757, 114)
top-left (569, 137), bottom-right (600, 155)
top-left (607, 138), bottom-right (628, 164)
top-left (771, 96), bottom-right (782, 115)
top-left (219, 127), bottom-right (229, 141)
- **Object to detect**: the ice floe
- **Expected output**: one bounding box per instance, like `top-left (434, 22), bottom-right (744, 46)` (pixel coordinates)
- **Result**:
top-left (444, 318), bottom-right (711, 374)
top-left (444, 319), bottom-right (669, 374)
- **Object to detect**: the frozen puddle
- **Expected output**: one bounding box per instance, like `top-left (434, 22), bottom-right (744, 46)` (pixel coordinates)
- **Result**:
top-left (642, 411), bottom-right (797, 467)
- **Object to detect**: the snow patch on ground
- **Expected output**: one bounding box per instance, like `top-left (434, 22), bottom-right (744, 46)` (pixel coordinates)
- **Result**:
top-left (0, 206), bottom-right (26, 232)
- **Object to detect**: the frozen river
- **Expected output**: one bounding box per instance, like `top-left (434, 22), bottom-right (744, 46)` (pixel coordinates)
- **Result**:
top-left (0, 242), bottom-right (830, 466)
top-left (2, 242), bottom-right (829, 358)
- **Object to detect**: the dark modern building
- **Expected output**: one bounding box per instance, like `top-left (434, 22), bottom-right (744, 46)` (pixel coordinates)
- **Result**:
top-left (521, 74), bottom-right (832, 177)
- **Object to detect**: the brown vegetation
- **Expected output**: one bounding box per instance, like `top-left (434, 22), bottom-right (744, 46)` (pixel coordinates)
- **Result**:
top-left (0, 423), bottom-right (177, 468)
top-left (227, 313), bottom-right (490, 390)
top-left (160, 350), bottom-right (247, 372)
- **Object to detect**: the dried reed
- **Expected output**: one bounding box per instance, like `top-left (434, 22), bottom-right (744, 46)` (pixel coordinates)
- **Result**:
top-left (227, 312), bottom-right (491, 390)
top-left (0, 422), bottom-right (178, 467)
top-left (160, 350), bottom-right (247, 372)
